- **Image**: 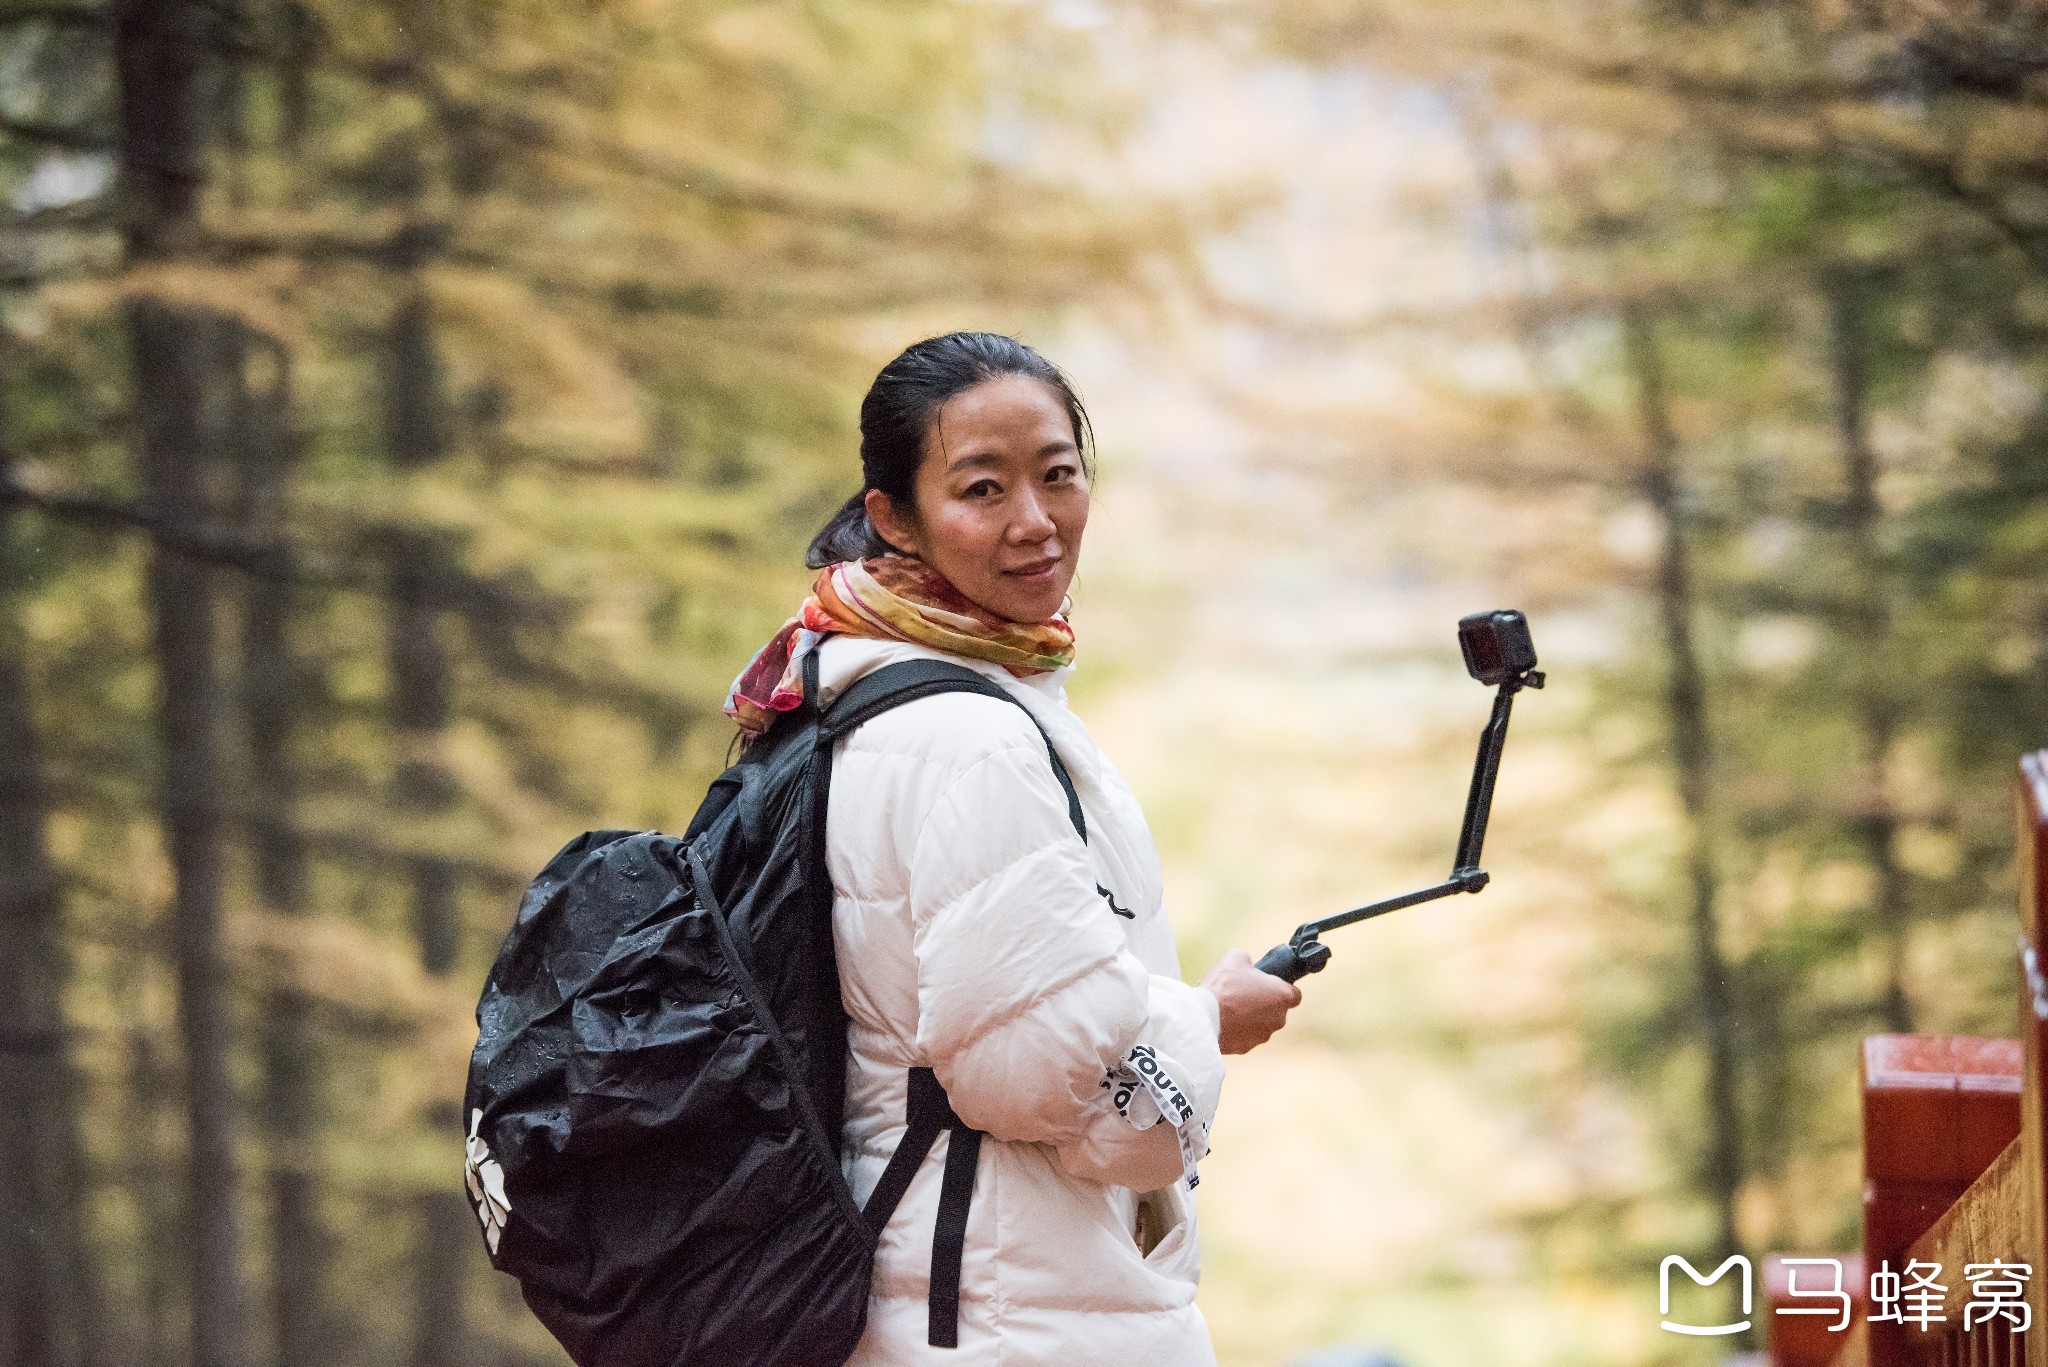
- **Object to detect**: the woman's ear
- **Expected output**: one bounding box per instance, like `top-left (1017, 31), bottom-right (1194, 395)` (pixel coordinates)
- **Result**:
top-left (863, 488), bottom-right (922, 558)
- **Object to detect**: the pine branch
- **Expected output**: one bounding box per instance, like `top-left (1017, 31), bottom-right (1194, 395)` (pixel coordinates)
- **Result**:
top-left (0, 4), bottom-right (107, 28)
top-left (0, 470), bottom-right (288, 571)
top-left (33, 763), bottom-right (537, 894)
top-left (5, 195), bottom-right (116, 231)
top-left (461, 620), bottom-right (704, 738)
top-left (0, 115), bottom-right (109, 152)
top-left (0, 470), bottom-right (565, 626)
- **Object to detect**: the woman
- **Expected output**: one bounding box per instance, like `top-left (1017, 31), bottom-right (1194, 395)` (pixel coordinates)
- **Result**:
top-left (724, 332), bottom-right (1300, 1365)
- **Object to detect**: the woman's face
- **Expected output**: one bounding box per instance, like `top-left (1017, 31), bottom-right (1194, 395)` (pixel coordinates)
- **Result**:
top-left (866, 374), bottom-right (1090, 624)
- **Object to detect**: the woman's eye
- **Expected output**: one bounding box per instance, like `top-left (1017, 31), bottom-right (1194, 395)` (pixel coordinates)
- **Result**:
top-left (1046, 463), bottom-right (1078, 484)
top-left (964, 479), bottom-right (1000, 499)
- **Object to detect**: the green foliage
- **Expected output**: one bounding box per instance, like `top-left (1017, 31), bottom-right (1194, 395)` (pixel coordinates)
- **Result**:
top-left (0, 1), bottom-right (1180, 1361)
top-left (1254, 0), bottom-right (2048, 1291)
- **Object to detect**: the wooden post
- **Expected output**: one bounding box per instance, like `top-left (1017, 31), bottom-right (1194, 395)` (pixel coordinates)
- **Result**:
top-left (1858, 756), bottom-right (2048, 1367)
top-left (2017, 753), bottom-right (2047, 1367)
top-left (1860, 1035), bottom-right (2022, 1364)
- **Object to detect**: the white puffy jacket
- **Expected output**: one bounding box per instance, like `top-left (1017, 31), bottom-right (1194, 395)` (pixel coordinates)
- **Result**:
top-left (816, 635), bottom-right (1226, 1366)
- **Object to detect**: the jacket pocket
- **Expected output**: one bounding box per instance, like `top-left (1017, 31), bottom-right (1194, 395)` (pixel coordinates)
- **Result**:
top-left (1136, 1183), bottom-right (1198, 1280)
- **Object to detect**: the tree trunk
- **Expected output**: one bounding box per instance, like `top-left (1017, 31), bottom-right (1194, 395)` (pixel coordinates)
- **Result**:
top-left (127, 1020), bottom-right (182, 1367)
top-left (1822, 266), bottom-right (1914, 1033)
top-left (277, 3), bottom-right (317, 164)
top-left (1622, 304), bottom-right (1745, 1271)
top-left (130, 291), bottom-right (251, 1367)
top-left (380, 284), bottom-right (472, 1367)
top-left (0, 450), bottom-right (104, 1367)
top-left (223, 320), bottom-right (331, 1367)
top-left (116, 4), bottom-right (251, 1364)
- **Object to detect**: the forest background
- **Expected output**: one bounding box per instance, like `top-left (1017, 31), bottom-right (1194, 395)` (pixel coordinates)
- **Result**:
top-left (2, 2), bottom-right (2044, 1366)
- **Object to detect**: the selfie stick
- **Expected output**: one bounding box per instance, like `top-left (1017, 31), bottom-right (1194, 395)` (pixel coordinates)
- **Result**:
top-left (1254, 610), bottom-right (1545, 984)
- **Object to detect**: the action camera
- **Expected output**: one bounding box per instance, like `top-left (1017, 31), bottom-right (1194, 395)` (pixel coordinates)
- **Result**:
top-left (1458, 609), bottom-right (1541, 689)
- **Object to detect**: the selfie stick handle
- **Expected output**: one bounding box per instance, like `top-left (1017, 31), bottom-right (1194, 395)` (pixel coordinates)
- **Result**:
top-left (1255, 672), bottom-right (1541, 984)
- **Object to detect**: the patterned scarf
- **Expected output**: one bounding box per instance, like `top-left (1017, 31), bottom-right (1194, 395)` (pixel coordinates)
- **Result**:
top-left (724, 556), bottom-right (1076, 738)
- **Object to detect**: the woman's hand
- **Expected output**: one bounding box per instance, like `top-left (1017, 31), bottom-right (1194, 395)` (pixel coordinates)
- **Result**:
top-left (1198, 948), bottom-right (1303, 1054)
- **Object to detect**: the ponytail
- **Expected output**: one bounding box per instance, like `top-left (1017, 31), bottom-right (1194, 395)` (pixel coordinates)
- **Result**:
top-left (804, 492), bottom-right (894, 569)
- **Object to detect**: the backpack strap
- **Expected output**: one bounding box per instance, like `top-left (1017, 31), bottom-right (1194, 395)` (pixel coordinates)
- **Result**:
top-left (817, 658), bottom-right (1086, 841)
top-left (860, 1067), bottom-right (983, 1349)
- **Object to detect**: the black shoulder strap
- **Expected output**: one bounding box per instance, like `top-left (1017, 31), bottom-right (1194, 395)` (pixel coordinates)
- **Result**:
top-left (861, 1067), bottom-right (983, 1349)
top-left (817, 659), bottom-right (1086, 841)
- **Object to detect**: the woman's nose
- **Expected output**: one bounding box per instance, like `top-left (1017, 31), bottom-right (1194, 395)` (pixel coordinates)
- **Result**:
top-left (1008, 490), bottom-right (1057, 543)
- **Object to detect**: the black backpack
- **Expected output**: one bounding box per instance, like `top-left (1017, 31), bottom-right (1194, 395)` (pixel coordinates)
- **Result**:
top-left (464, 659), bottom-right (1086, 1367)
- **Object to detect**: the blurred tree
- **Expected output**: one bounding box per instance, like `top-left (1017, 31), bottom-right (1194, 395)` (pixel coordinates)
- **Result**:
top-left (0, 351), bottom-right (103, 1367)
top-left (1239, 0), bottom-right (2048, 1301)
top-left (1621, 301), bottom-right (1743, 1272)
top-left (0, 0), bottom-right (1185, 1360)
top-left (366, 47), bottom-right (471, 1355)
top-left (116, 0), bottom-right (255, 1362)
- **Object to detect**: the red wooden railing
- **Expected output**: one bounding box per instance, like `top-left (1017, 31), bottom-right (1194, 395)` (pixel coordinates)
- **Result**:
top-left (1766, 753), bottom-right (2048, 1367)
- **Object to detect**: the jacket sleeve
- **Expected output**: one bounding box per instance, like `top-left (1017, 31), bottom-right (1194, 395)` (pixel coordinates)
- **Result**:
top-left (908, 720), bottom-right (1208, 1188)
top-left (1047, 975), bottom-right (1224, 1192)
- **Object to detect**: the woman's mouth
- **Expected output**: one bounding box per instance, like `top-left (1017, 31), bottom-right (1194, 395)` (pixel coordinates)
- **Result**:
top-left (1004, 559), bottom-right (1060, 584)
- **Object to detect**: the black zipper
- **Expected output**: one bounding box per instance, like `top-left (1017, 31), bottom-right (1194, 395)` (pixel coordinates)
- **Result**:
top-left (683, 844), bottom-right (868, 1231)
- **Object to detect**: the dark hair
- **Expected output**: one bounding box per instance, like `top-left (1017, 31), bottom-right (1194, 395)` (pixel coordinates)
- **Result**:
top-left (805, 331), bottom-right (1094, 568)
